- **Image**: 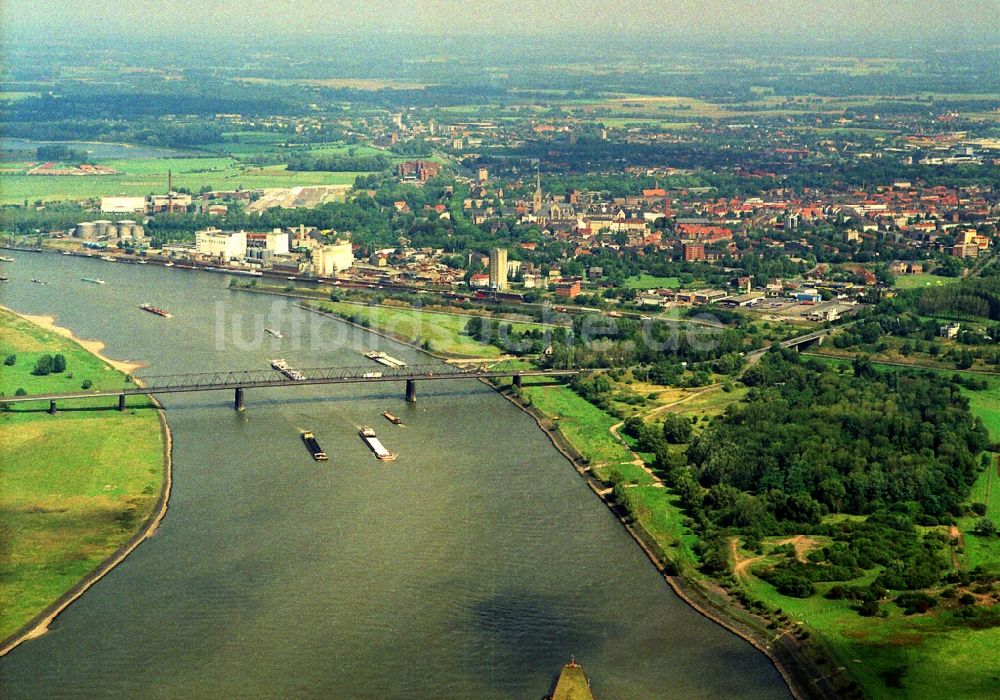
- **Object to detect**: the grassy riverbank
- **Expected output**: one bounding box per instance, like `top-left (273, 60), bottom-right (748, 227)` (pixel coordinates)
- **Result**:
top-left (517, 367), bottom-right (1000, 698)
top-left (0, 310), bottom-right (166, 643)
top-left (304, 298), bottom-right (547, 357)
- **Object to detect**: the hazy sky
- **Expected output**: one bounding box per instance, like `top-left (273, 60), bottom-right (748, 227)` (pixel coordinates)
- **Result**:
top-left (3, 0), bottom-right (999, 40)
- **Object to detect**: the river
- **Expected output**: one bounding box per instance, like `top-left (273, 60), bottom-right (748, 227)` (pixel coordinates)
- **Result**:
top-left (0, 251), bottom-right (789, 699)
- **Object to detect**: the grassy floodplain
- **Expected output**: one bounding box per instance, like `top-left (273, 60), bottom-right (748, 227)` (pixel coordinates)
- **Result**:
top-left (305, 299), bottom-right (551, 357)
top-left (0, 310), bottom-right (166, 643)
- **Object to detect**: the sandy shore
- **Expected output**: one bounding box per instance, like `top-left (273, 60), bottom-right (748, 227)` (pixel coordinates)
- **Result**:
top-left (10, 310), bottom-right (145, 375)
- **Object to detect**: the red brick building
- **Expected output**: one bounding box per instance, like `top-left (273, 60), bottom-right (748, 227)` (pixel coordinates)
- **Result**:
top-left (397, 160), bottom-right (442, 182)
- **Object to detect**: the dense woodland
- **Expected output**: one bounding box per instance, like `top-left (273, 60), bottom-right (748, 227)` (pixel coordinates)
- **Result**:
top-left (684, 350), bottom-right (988, 521)
top-left (618, 350), bottom-right (997, 609)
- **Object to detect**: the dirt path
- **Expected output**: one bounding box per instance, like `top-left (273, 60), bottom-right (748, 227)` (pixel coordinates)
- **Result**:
top-left (731, 535), bottom-right (818, 579)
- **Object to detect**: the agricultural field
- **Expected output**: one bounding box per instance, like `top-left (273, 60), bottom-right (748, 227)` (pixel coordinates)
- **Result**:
top-left (0, 310), bottom-right (165, 642)
top-left (0, 154), bottom-right (367, 205)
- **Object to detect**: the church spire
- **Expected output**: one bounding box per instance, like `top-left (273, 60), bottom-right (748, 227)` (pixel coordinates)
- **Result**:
top-left (533, 166), bottom-right (543, 213)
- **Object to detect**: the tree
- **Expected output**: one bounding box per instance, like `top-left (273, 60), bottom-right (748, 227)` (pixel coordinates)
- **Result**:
top-left (973, 517), bottom-right (997, 537)
top-left (52, 353), bottom-right (67, 373)
top-left (662, 413), bottom-right (693, 444)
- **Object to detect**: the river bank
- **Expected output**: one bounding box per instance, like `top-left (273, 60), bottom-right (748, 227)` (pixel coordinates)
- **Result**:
top-left (495, 384), bottom-right (832, 700)
top-left (0, 309), bottom-right (171, 656)
top-left (238, 284), bottom-right (818, 697)
top-left (14, 312), bottom-right (145, 375)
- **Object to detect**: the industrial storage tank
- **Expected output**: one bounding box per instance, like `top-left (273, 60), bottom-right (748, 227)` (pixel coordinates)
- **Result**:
top-left (93, 220), bottom-right (112, 237)
top-left (74, 222), bottom-right (97, 239)
top-left (132, 225), bottom-right (145, 239)
top-left (117, 220), bottom-right (136, 239)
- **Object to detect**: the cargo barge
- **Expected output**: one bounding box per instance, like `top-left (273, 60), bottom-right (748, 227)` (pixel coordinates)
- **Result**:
top-left (363, 351), bottom-right (407, 369)
top-left (359, 427), bottom-right (396, 460)
top-left (300, 431), bottom-right (328, 461)
top-left (382, 411), bottom-right (402, 425)
top-left (270, 358), bottom-right (305, 381)
top-left (139, 303), bottom-right (173, 318)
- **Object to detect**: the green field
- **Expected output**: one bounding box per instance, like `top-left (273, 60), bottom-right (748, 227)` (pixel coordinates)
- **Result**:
top-left (0, 155), bottom-right (365, 204)
top-left (309, 299), bottom-right (550, 357)
top-left (521, 384), bottom-right (633, 466)
top-left (892, 273), bottom-right (962, 290)
top-left (0, 310), bottom-right (165, 642)
top-left (624, 274), bottom-right (681, 290)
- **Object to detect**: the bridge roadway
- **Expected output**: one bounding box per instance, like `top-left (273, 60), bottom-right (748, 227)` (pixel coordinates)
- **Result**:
top-left (2, 363), bottom-right (580, 411)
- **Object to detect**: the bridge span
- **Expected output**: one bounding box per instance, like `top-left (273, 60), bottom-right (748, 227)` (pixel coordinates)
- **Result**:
top-left (2, 363), bottom-right (579, 413)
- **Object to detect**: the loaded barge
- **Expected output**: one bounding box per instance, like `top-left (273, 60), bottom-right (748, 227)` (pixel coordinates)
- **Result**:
top-left (382, 411), bottom-right (402, 425)
top-left (139, 303), bottom-right (173, 318)
top-left (363, 351), bottom-right (407, 369)
top-left (271, 358), bottom-right (305, 381)
top-left (300, 431), bottom-right (328, 461)
top-left (359, 427), bottom-right (396, 460)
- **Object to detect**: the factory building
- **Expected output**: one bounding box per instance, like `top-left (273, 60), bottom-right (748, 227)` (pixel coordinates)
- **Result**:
top-left (100, 196), bottom-right (148, 214)
top-left (313, 243), bottom-right (354, 276)
top-left (246, 230), bottom-right (291, 262)
top-left (195, 228), bottom-right (247, 260)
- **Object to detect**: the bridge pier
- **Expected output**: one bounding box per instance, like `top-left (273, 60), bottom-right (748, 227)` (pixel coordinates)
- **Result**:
top-left (49, 400), bottom-right (57, 415)
top-left (513, 374), bottom-right (522, 390)
top-left (118, 394), bottom-right (126, 411)
top-left (234, 387), bottom-right (245, 411)
top-left (406, 379), bottom-right (417, 403)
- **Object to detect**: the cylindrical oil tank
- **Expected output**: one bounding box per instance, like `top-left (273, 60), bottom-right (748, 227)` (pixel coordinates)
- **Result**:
top-left (132, 225), bottom-right (145, 239)
top-left (93, 220), bottom-right (112, 237)
top-left (117, 220), bottom-right (136, 239)
top-left (74, 222), bottom-right (96, 239)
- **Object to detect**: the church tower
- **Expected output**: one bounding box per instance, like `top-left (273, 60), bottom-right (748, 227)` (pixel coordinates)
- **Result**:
top-left (532, 168), bottom-right (543, 213)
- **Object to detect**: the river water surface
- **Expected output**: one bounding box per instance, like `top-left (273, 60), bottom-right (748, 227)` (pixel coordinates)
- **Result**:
top-left (0, 251), bottom-right (788, 699)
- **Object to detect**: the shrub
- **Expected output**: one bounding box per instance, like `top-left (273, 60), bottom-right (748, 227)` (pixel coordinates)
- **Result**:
top-left (896, 591), bottom-right (937, 615)
top-left (14, 387), bottom-right (27, 396)
top-left (81, 379), bottom-right (93, 390)
top-left (32, 355), bottom-right (54, 376)
top-left (973, 518), bottom-right (997, 537)
top-left (3, 354), bottom-right (15, 366)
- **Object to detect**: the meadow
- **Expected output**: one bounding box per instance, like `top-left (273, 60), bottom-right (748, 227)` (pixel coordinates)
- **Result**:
top-left (308, 299), bottom-right (549, 357)
top-left (0, 311), bottom-right (165, 642)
